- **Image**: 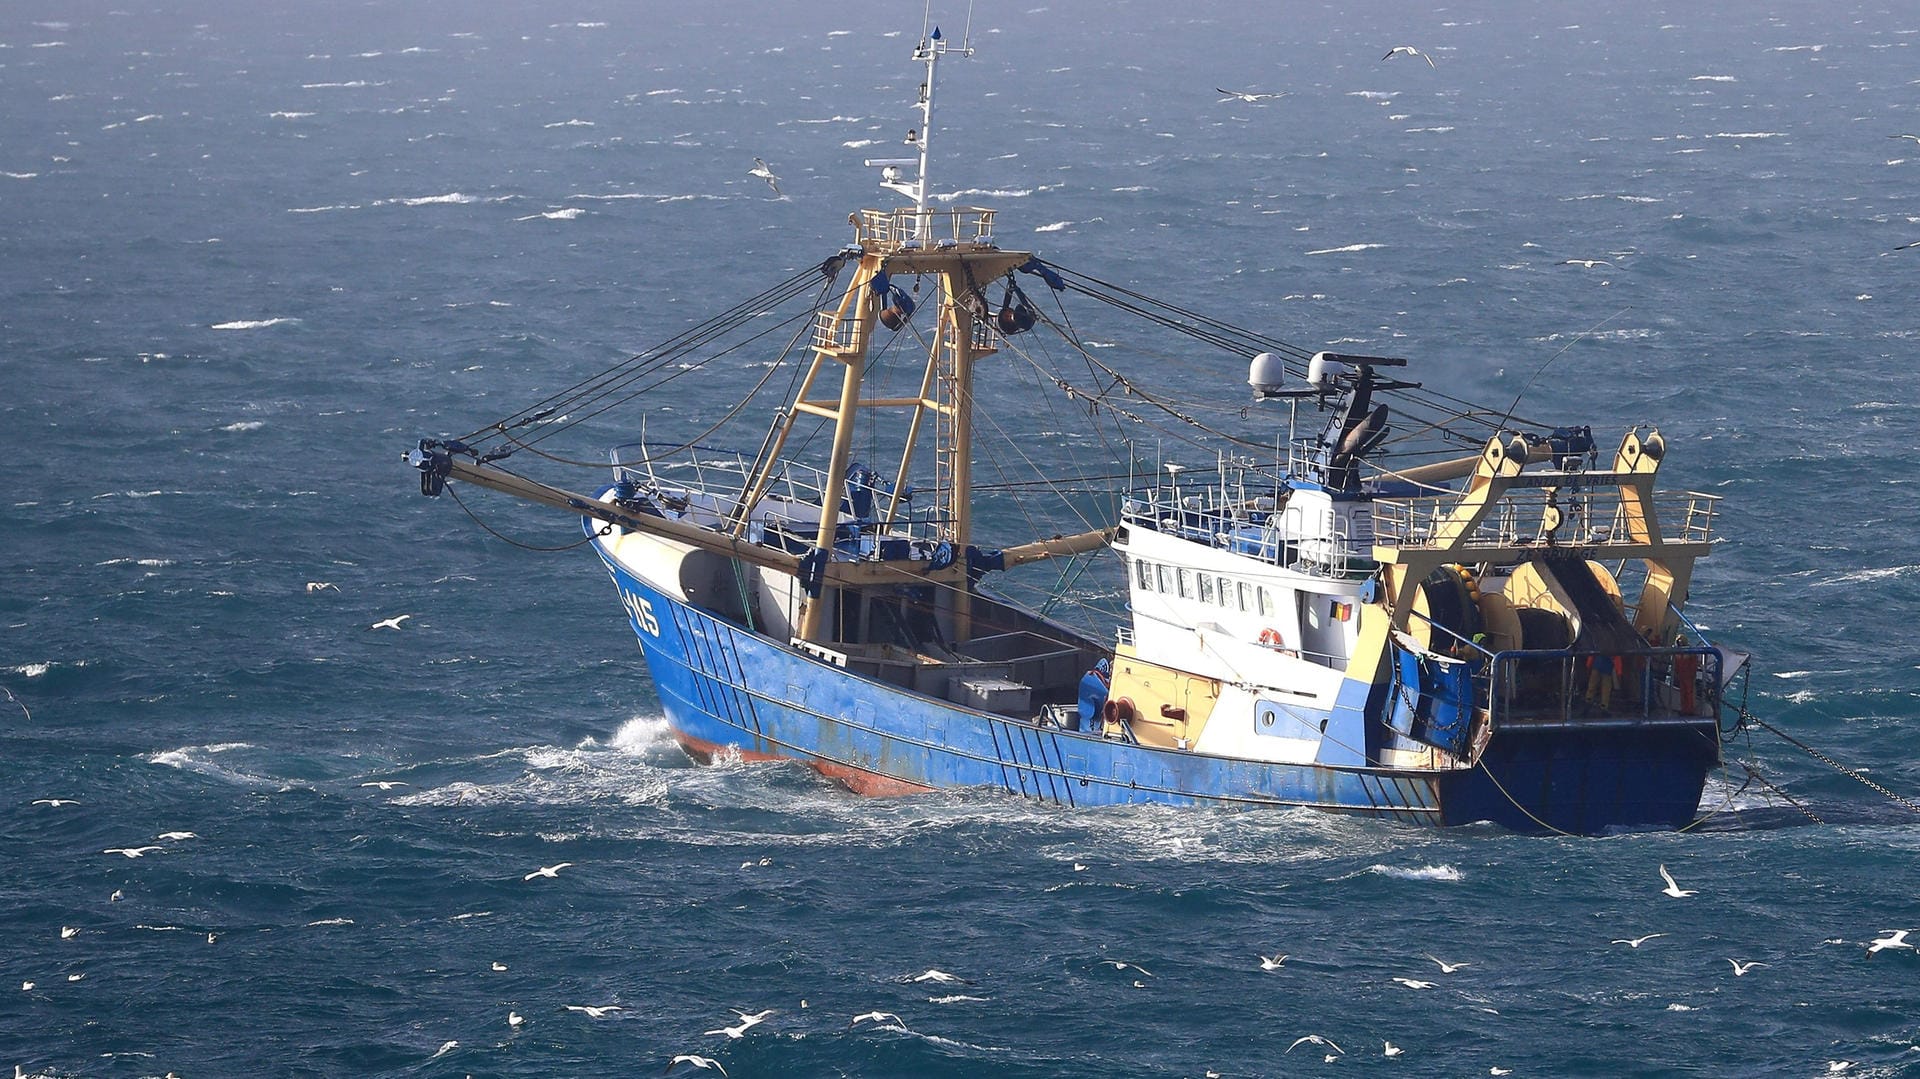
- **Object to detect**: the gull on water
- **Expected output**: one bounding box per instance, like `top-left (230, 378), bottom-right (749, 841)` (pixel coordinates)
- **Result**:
top-left (1425, 954), bottom-right (1470, 973)
top-left (109, 890), bottom-right (123, 902)
top-left (1659, 864), bottom-right (1696, 898)
top-left (491, 962), bottom-right (508, 972)
top-left (1072, 862), bottom-right (1088, 871)
top-left (508, 1011), bottom-right (524, 1028)
top-left (850, 1011), bottom-right (903, 1027)
top-left (747, 158), bottom-right (781, 197)
top-left (563, 1004), bottom-right (623, 1018)
top-left (60, 927), bottom-right (78, 940)
top-left (1287, 1035), bottom-right (1343, 1055)
top-left (1384, 1042), bottom-right (1404, 1057)
top-left (369, 614), bottom-right (412, 631)
top-left (667, 1055), bottom-right (728, 1076)
top-left (1216, 87), bottom-right (1288, 103)
top-left (524, 862), bottom-right (573, 881)
top-left (1868, 929), bottom-right (1913, 955)
top-left (1383, 45), bottom-right (1436, 67)
top-left (1259, 953), bottom-right (1288, 971)
top-left (1612, 933), bottom-right (1666, 948)
top-left (104, 846), bottom-right (162, 858)
top-left (910, 968), bottom-right (968, 984)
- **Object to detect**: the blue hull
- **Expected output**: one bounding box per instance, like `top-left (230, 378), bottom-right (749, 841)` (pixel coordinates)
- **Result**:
top-left (595, 541), bottom-right (1716, 833)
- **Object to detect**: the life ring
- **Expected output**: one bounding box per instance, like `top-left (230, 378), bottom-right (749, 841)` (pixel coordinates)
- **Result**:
top-left (1102, 696), bottom-right (1136, 725)
top-left (1259, 628), bottom-right (1283, 647)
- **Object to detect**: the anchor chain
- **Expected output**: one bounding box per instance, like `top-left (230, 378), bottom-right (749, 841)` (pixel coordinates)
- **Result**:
top-left (1735, 703), bottom-right (1920, 817)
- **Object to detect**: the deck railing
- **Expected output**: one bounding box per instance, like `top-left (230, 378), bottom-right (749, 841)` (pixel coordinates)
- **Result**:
top-left (1371, 488), bottom-right (1719, 552)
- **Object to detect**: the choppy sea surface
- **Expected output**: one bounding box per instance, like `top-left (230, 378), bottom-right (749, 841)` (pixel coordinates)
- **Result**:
top-left (6, 1), bottom-right (1920, 1075)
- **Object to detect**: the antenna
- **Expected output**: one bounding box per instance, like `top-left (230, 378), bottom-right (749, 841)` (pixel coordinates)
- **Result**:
top-left (863, 13), bottom-right (973, 241)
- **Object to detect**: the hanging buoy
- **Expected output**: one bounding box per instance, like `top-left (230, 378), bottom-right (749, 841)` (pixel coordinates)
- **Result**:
top-left (877, 286), bottom-right (916, 331)
top-left (995, 299), bottom-right (1037, 335)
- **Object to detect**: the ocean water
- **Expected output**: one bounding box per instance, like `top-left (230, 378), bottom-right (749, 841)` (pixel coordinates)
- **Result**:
top-left (6, 1), bottom-right (1920, 1075)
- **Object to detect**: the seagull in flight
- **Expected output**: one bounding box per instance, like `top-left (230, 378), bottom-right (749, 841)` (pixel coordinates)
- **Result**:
top-left (1259, 953), bottom-right (1288, 971)
top-left (361, 781), bottom-right (407, 790)
top-left (910, 968), bottom-right (968, 984)
top-left (524, 862), bottom-right (573, 881)
top-left (305, 581), bottom-right (338, 592)
top-left (1392, 977), bottom-right (1438, 990)
top-left (1612, 933), bottom-right (1666, 948)
top-left (1425, 954), bottom-right (1470, 973)
top-left (666, 1056), bottom-right (728, 1077)
top-left (747, 157), bottom-right (781, 197)
top-left (1098, 960), bottom-right (1152, 977)
top-left (1890, 134), bottom-right (1920, 144)
top-left (1216, 87), bottom-right (1289, 103)
top-left (31, 799), bottom-right (78, 807)
top-left (369, 614), bottom-right (412, 630)
top-left (104, 846), bottom-right (162, 858)
top-left (1659, 864), bottom-right (1696, 898)
top-left (1383, 45), bottom-right (1436, 68)
top-left (1561, 258), bottom-right (1613, 268)
top-left (1384, 1041), bottom-right (1404, 1057)
top-left (850, 1011), bottom-right (903, 1027)
top-left (563, 1004), bottom-right (623, 1018)
top-left (1868, 929), bottom-right (1913, 955)
top-left (156, 831), bottom-right (197, 841)
top-left (1288, 1035), bottom-right (1343, 1055)
top-left (1726, 959), bottom-right (1767, 976)
top-left (704, 1010), bottom-right (771, 1039)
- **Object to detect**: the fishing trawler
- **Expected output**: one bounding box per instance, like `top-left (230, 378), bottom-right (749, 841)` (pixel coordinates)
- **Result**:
top-left (408, 26), bottom-right (1748, 833)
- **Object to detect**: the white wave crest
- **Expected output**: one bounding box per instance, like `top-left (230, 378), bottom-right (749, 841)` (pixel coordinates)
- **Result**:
top-left (1707, 131), bottom-right (1785, 139)
top-left (934, 187), bottom-right (1032, 201)
top-left (842, 138), bottom-right (877, 148)
top-left (1306, 243), bottom-right (1385, 255)
top-left (544, 119), bottom-right (595, 128)
top-left (10, 662), bottom-right (51, 678)
top-left (3, 171), bottom-right (39, 179)
top-left (1366, 863), bottom-right (1462, 882)
top-left (221, 421), bottom-right (265, 432)
top-left (516, 207), bottom-right (583, 221)
top-left (1689, 75), bottom-right (1737, 82)
top-left (211, 318), bottom-right (298, 330)
top-left (289, 204), bottom-right (360, 213)
top-left (1034, 221), bottom-right (1072, 232)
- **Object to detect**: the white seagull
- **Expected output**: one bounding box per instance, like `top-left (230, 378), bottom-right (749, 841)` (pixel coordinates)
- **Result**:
top-left (850, 1011), bottom-right (903, 1027)
top-left (1425, 954), bottom-right (1470, 973)
top-left (369, 614), bottom-right (412, 631)
top-left (910, 968), bottom-right (968, 984)
top-left (491, 961), bottom-right (508, 972)
top-left (104, 846), bottom-right (161, 858)
top-left (1287, 1035), bottom-right (1343, 1055)
top-left (1561, 258), bottom-right (1613, 268)
top-left (305, 581), bottom-right (338, 592)
top-left (563, 1004), bottom-right (623, 1018)
top-left (156, 831), bottom-right (197, 841)
top-left (361, 781), bottom-right (407, 790)
top-left (1383, 45), bottom-right (1436, 67)
top-left (508, 1010), bottom-right (524, 1028)
top-left (31, 799), bottom-right (78, 807)
top-left (60, 927), bottom-right (78, 940)
top-left (1612, 933), bottom-right (1666, 948)
top-left (1890, 134), bottom-right (1920, 144)
top-left (1868, 929), bottom-right (1913, 955)
top-left (747, 158), bottom-right (781, 197)
top-left (524, 862), bottom-right (573, 881)
top-left (1726, 959), bottom-right (1767, 976)
top-left (1098, 960), bottom-right (1153, 977)
top-left (1384, 1041), bottom-right (1404, 1057)
top-left (1659, 864), bottom-right (1696, 898)
top-left (666, 1056), bottom-right (728, 1077)
top-left (1393, 977), bottom-right (1438, 990)
top-left (704, 1010), bottom-right (771, 1039)
top-left (1259, 953), bottom-right (1289, 971)
top-left (1216, 87), bottom-right (1288, 103)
